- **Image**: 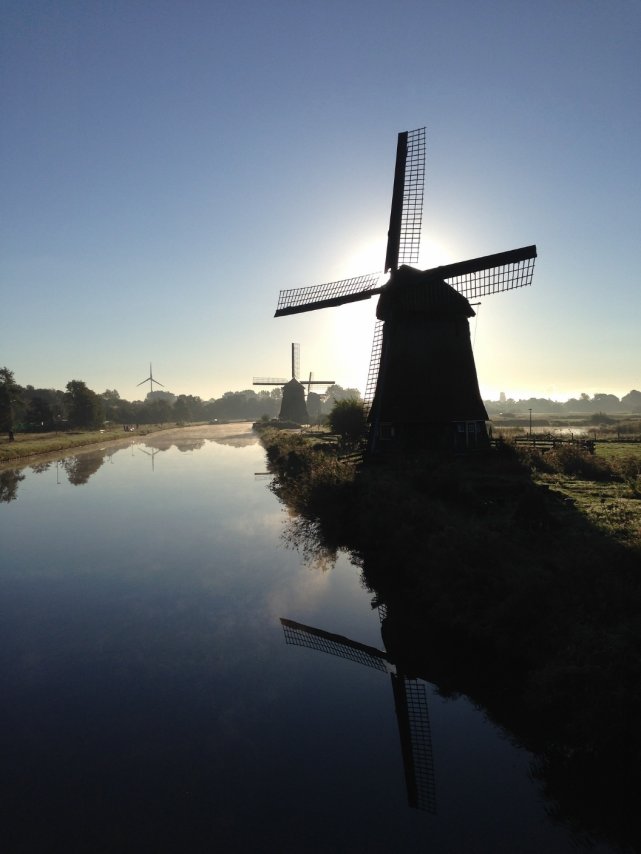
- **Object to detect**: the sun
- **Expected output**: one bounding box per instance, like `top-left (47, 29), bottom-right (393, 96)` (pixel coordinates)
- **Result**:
top-left (337, 236), bottom-right (387, 278)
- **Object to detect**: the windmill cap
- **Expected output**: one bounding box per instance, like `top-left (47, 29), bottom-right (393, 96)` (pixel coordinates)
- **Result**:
top-left (377, 265), bottom-right (475, 320)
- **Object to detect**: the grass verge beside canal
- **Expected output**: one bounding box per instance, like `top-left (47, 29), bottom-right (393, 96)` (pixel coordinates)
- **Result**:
top-left (0, 425), bottom-right (175, 464)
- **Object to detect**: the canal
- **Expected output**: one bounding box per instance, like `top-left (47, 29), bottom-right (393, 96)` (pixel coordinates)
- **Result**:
top-left (0, 425), bottom-right (618, 852)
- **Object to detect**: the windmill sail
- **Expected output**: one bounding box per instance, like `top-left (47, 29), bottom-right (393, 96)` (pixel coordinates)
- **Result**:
top-left (280, 618), bottom-right (389, 672)
top-left (385, 127), bottom-right (426, 272)
top-left (363, 320), bottom-right (384, 412)
top-left (391, 674), bottom-right (437, 813)
top-left (275, 273), bottom-right (382, 317)
top-left (280, 617), bottom-right (437, 813)
top-left (438, 245), bottom-right (537, 299)
top-left (253, 344), bottom-right (334, 390)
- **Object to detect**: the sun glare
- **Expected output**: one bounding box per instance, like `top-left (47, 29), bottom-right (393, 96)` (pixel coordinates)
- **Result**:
top-left (337, 237), bottom-right (386, 278)
top-left (418, 235), bottom-right (461, 269)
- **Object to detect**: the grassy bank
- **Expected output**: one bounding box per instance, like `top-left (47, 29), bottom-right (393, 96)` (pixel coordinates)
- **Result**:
top-left (0, 425), bottom-right (173, 464)
top-left (259, 429), bottom-right (641, 851)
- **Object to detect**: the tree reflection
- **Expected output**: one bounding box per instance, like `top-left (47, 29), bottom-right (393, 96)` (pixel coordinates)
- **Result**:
top-left (280, 516), bottom-right (338, 571)
top-left (62, 450), bottom-right (107, 485)
top-left (0, 468), bottom-right (25, 502)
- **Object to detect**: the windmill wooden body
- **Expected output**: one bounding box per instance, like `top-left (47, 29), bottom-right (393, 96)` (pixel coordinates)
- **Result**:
top-left (280, 617), bottom-right (436, 813)
top-left (253, 343), bottom-right (334, 424)
top-left (274, 128), bottom-right (537, 452)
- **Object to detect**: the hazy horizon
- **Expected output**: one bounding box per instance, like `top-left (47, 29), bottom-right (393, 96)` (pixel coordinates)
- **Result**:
top-left (10, 368), bottom-right (640, 408)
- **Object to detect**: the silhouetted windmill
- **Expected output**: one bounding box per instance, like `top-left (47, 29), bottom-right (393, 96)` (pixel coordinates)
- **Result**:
top-left (280, 617), bottom-right (436, 813)
top-left (137, 363), bottom-right (165, 394)
top-left (274, 128), bottom-right (537, 452)
top-left (253, 343), bottom-right (334, 424)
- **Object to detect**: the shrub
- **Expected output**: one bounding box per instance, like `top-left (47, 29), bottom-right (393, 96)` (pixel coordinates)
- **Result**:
top-left (545, 445), bottom-right (613, 480)
top-left (328, 398), bottom-right (367, 443)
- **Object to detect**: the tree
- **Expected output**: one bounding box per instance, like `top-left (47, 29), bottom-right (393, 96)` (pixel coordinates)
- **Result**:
top-left (141, 398), bottom-right (173, 424)
top-left (328, 398), bottom-right (367, 443)
top-left (322, 384), bottom-right (362, 414)
top-left (25, 396), bottom-right (54, 430)
top-left (65, 380), bottom-right (105, 429)
top-left (621, 390), bottom-right (641, 413)
top-left (0, 367), bottom-right (24, 431)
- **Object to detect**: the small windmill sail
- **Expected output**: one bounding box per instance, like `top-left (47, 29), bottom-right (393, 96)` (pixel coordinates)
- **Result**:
top-left (253, 343), bottom-right (334, 424)
top-left (280, 617), bottom-right (437, 813)
top-left (273, 128), bottom-right (537, 452)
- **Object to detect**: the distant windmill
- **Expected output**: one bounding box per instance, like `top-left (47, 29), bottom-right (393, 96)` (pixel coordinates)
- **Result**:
top-left (274, 128), bottom-right (537, 452)
top-left (280, 617), bottom-right (436, 813)
top-left (137, 363), bottom-right (165, 394)
top-left (253, 343), bottom-right (334, 424)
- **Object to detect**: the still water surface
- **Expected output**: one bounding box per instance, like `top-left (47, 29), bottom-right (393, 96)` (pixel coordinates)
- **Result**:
top-left (0, 426), bottom-right (617, 853)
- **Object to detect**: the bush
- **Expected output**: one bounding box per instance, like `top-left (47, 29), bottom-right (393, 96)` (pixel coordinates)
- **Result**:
top-left (328, 398), bottom-right (367, 443)
top-left (545, 445), bottom-right (612, 480)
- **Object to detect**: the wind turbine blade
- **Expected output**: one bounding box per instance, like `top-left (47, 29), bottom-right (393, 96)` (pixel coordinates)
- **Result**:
top-left (280, 618), bottom-right (389, 672)
top-left (429, 245), bottom-right (537, 299)
top-left (137, 377), bottom-right (151, 386)
top-left (275, 273), bottom-right (382, 317)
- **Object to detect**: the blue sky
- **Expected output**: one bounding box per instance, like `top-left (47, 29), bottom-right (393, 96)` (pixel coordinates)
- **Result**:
top-left (2, 0), bottom-right (640, 402)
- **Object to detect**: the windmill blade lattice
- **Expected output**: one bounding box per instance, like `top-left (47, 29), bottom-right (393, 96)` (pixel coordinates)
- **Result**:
top-left (397, 127), bottom-right (426, 269)
top-left (253, 376), bottom-right (290, 385)
top-left (391, 674), bottom-right (437, 813)
top-left (275, 273), bottom-right (382, 317)
top-left (438, 245), bottom-right (537, 299)
top-left (280, 619), bottom-right (389, 673)
top-left (292, 342), bottom-right (300, 380)
top-left (363, 320), bottom-right (384, 412)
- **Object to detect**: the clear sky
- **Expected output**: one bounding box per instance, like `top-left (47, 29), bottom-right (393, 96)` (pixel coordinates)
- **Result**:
top-left (2, 0), bottom-right (640, 403)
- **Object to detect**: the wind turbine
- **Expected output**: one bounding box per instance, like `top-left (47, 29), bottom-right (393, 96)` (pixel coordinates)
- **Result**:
top-left (137, 363), bottom-right (165, 394)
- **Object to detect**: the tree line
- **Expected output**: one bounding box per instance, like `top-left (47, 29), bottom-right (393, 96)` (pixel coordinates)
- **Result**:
top-left (484, 390), bottom-right (641, 417)
top-left (0, 367), bottom-right (361, 432)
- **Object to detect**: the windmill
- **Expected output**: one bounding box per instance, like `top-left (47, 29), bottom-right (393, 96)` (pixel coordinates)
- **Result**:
top-left (137, 363), bottom-right (165, 395)
top-left (274, 128), bottom-right (537, 452)
top-left (280, 617), bottom-right (437, 813)
top-left (253, 343), bottom-right (334, 424)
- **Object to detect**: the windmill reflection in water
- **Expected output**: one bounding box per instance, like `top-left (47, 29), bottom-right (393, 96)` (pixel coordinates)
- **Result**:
top-left (280, 616), bottom-right (436, 814)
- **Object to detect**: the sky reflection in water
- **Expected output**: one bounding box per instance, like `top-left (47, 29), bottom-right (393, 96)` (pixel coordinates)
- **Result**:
top-left (0, 430), bottom-right (616, 852)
